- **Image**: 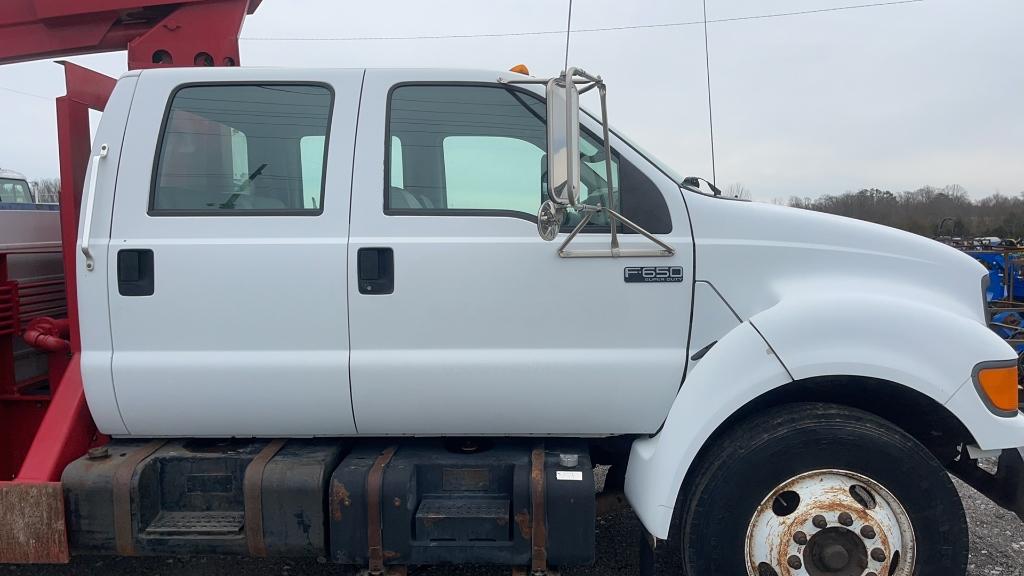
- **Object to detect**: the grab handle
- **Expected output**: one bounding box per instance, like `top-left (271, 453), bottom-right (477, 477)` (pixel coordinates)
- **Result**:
top-left (80, 143), bottom-right (108, 272)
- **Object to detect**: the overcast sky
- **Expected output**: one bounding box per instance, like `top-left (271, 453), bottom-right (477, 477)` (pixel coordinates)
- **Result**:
top-left (0, 0), bottom-right (1020, 201)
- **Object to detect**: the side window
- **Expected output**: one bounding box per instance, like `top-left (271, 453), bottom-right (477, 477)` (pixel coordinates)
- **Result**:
top-left (151, 84), bottom-right (333, 214)
top-left (387, 85), bottom-right (546, 214)
top-left (0, 179), bottom-right (33, 203)
top-left (386, 84), bottom-right (670, 234)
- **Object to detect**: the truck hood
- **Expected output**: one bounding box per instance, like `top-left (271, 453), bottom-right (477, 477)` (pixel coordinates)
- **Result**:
top-left (684, 193), bottom-right (989, 324)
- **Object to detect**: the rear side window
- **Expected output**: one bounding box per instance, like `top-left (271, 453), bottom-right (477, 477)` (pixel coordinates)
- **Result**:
top-left (151, 84), bottom-right (333, 215)
top-left (0, 178), bottom-right (33, 203)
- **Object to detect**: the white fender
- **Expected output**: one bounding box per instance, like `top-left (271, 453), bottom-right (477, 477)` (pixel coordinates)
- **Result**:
top-left (753, 293), bottom-right (1023, 450)
top-left (625, 294), bottom-right (1021, 539)
top-left (625, 321), bottom-right (790, 539)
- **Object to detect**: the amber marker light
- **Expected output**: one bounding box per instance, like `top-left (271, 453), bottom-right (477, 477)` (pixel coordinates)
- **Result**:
top-left (974, 363), bottom-right (1020, 416)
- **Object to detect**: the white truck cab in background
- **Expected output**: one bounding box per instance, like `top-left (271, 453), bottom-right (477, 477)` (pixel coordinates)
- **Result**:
top-left (69, 65), bottom-right (1022, 576)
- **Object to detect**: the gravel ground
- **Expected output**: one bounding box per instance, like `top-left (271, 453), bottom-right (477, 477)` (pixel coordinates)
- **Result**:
top-left (3, 475), bottom-right (1021, 576)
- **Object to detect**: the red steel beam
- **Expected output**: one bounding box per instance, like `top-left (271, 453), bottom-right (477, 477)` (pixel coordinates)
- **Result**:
top-left (1, 0), bottom-right (260, 562)
top-left (5, 62), bottom-right (112, 486)
top-left (0, 56), bottom-right (114, 568)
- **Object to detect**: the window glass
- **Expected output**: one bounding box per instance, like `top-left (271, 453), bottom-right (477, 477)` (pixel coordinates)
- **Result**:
top-left (152, 84), bottom-right (332, 214)
top-left (389, 136), bottom-right (404, 190)
top-left (0, 179), bottom-right (33, 203)
top-left (300, 135), bottom-right (325, 209)
top-left (442, 136), bottom-right (544, 213)
top-left (387, 85), bottom-right (546, 213)
top-left (386, 84), bottom-right (669, 233)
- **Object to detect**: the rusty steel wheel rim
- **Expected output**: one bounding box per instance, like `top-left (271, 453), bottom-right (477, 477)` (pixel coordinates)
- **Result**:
top-left (744, 469), bottom-right (916, 576)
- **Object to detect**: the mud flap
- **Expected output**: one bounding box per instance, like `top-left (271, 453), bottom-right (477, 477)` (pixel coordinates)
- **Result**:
top-left (995, 448), bottom-right (1024, 521)
top-left (0, 481), bottom-right (68, 563)
top-left (952, 447), bottom-right (1024, 521)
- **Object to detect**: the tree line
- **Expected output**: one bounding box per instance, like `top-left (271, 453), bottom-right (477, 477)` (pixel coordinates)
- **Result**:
top-left (786, 185), bottom-right (1024, 240)
top-left (30, 178), bottom-right (60, 204)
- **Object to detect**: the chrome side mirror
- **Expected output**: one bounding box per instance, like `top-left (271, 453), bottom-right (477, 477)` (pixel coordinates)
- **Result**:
top-left (503, 67), bottom-right (674, 257)
top-left (545, 72), bottom-right (580, 206)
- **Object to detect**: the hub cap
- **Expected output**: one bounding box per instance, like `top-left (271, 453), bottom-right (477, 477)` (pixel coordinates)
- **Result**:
top-left (745, 470), bottom-right (915, 576)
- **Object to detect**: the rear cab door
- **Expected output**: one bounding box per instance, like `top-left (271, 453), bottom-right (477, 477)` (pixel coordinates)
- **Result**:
top-left (97, 67), bottom-right (363, 436)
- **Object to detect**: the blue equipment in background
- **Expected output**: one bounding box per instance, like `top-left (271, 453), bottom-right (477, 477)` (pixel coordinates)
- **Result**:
top-left (968, 249), bottom-right (1024, 354)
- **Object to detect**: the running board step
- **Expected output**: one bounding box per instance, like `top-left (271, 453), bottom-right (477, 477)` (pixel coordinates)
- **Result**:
top-left (415, 498), bottom-right (510, 542)
top-left (145, 511), bottom-right (244, 536)
top-left (63, 439), bottom-right (347, 556)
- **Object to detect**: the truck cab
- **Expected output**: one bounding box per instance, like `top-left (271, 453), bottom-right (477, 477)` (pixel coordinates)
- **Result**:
top-left (60, 65), bottom-right (1024, 576)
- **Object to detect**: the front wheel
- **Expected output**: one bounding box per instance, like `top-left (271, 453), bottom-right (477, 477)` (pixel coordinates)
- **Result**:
top-left (678, 403), bottom-right (968, 576)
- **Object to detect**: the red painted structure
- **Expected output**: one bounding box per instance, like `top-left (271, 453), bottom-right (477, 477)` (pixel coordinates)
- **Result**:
top-left (0, 0), bottom-right (260, 563)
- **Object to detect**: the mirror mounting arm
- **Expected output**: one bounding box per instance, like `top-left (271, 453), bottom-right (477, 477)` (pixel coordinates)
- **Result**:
top-left (557, 206), bottom-right (675, 258)
top-left (597, 81), bottom-right (618, 248)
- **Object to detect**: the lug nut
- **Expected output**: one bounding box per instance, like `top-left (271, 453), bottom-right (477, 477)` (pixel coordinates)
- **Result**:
top-left (793, 531), bottom-right (808, 546)
top-left (837, 511), bottom-right (853, 526)
top-left (860, 525), bottom-right (877, 539)
top-left (812, 514), bottom-right (828, 529)
top-left (871, 548), bottom-right (886, 562)
top-left (787, 555), bottom-right (802, 570)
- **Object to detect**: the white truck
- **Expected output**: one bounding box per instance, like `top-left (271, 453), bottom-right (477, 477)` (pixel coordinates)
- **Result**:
top-left (56, 65), bottom-right (1022, 576)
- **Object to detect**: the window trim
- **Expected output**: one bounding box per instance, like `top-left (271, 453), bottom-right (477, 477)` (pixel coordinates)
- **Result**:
top-left (383, 81), bottom-right (671, 235)
top-left (148, 81), bottom-right (336, 217)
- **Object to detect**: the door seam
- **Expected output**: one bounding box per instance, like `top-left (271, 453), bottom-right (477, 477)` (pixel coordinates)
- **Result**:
top-left (345, 69), bottom-right (367, 434)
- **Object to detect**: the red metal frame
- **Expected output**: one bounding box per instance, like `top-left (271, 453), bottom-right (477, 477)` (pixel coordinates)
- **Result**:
top-left (0, 0), bottom-right (261, 69)
top-left (0, 0), bottom-right (260, 563)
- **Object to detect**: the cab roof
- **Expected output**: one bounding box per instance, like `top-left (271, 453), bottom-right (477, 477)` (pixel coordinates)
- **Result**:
top-left (0, 168), bottom-right (28, 181)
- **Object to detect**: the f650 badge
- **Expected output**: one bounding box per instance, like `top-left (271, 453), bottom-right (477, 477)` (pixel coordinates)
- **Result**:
top-left (624, 266), bottom-right (684, 283)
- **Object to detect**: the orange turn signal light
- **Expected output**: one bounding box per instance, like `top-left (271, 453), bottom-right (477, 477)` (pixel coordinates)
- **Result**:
top-left (976, 364), bottom-right (1019, 414)
top-left (509, 64), bottom-right (530, 75)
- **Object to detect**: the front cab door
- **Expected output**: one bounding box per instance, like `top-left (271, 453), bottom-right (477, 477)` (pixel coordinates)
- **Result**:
top-left (347, 71), bottom-right (694, 435)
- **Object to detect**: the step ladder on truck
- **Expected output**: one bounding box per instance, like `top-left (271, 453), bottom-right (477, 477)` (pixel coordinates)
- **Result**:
top-left (3, 2), bottom-right (1024, 576)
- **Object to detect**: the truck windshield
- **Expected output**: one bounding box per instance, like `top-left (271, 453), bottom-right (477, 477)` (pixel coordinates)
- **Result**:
top-left (0, 178), bottom-right (33, 203)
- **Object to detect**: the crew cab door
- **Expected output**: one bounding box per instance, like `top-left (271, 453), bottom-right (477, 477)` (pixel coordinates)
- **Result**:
top-left (103, 68), bottom-right (362, 436)
top-left (347, 71), bottom-right (694, 435)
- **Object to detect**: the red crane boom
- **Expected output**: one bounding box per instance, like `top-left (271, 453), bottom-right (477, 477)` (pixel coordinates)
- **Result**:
top-left (0, 0), bottom-right (261, 69)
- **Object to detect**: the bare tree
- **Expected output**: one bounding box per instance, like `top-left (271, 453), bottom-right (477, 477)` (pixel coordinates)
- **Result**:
top-left (31, 178), bottom-right (60, 204)
top-left (725, 183), bottom-right (752, 200)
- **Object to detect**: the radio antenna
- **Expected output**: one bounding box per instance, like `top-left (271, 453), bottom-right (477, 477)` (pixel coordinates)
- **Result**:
top-left (702, 0), bottom-right (717, 185)
top-left (564, 0), bottom-right (573, 71)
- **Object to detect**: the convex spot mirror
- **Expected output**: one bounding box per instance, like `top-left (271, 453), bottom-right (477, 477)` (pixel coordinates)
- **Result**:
top-left (546, 76), bottom-right (580, 206)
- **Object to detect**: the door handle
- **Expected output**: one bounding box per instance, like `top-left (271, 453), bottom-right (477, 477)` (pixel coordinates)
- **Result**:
top-left (357, 248), bottom-right (394, 295)
top-left (117, 249), bottom-right (154, 296)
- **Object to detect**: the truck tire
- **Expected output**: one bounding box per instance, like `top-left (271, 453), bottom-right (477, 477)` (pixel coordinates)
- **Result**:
top-left (678, 402), bottom-right (967, 576)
